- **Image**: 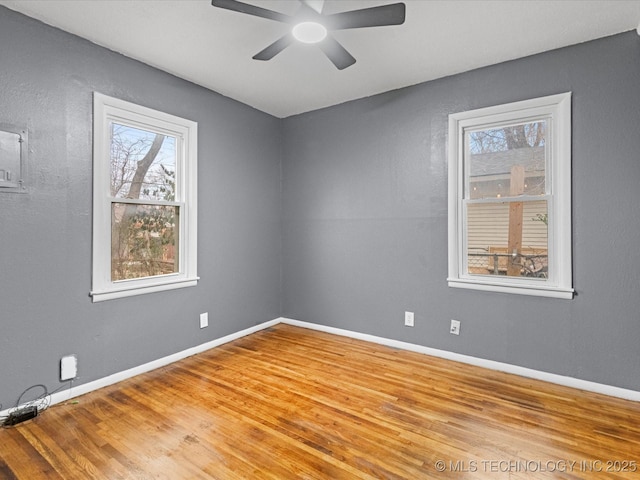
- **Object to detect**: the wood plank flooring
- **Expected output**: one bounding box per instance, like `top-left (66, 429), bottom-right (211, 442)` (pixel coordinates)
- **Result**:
top-left (1, 324), bottom-right (639, 479)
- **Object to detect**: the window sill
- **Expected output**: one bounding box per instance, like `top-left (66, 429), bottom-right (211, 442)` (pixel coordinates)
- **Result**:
top-left (447, 278), bottom-right (574, 299)
top-left (91, 277), bottom-right (199, 302)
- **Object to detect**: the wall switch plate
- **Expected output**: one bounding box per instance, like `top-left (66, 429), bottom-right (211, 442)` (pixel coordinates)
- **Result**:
top-left (450, 319), bottom-right (461, 335)
top-left (60, 354), bottom-right (78, 381)
top-left (200, 312), bottom-right (209, 329)
top-left (404, 311), bottom-right (414, 327)
top-left (0, 127), bottom-right (27, 193)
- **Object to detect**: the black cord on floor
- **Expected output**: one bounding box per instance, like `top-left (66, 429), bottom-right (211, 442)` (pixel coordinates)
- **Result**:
top-left (1, 380), bottom-right (73, 427)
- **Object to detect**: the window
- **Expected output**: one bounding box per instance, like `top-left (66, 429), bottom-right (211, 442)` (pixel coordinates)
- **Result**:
top-left (91, 93), bottom-right (198, 302)
top-left (448, 93), bottom-right (572, 299)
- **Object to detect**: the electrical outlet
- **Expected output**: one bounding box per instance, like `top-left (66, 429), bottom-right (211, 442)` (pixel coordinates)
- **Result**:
top-left (200, 312), bottom-right (209, 329)
top-left (404, 311), bottom-right (414, 327)
top-left (450, 319), bottom-right (461, 335)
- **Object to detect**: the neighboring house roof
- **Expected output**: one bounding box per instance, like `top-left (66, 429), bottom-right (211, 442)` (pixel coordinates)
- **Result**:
top-left (470, 146), bottom-right (545, 178)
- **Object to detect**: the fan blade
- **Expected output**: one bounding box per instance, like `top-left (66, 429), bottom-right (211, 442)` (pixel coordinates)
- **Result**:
top-left (324, 2), bottom-right (405, 30)
top-left (300, 0), bottom-right (325, 14)
top-left (318, 35), bottom-right (356, 70)
top-left (253, 34), bottom-right (294, 61)
top-left (211, 0), bottom-right (291, 23)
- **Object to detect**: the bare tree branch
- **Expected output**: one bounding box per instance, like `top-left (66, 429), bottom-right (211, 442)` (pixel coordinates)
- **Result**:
top-left (127, 134), bottom-right (165, 199)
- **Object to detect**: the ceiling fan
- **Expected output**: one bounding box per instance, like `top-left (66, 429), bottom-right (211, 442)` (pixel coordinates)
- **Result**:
top-left (210, 0), bottom-right (406, 70)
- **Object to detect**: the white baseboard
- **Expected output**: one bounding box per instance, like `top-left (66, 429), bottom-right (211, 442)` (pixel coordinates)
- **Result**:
top-left (3, 315), bottom-right (637, 420)
top-left (1, 318), bottom-right (280, 418)
top-left (279, 317), bottom-right (640, 402)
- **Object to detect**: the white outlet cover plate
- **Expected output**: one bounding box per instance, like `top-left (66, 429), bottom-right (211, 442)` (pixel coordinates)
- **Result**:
top-left (404, 311), bottom-right (414, 327)
top-left (450, 319), bottom-right (461, 335)
top-left (200, 312), bottom-right (209, 329)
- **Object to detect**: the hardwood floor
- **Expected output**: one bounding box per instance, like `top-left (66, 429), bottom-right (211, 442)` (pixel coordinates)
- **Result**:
top-left (1, 324), bottom-right (639, 479)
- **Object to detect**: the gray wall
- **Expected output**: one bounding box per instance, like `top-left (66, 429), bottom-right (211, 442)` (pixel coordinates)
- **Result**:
top-left (2, 3), bottom-right (639, 411)
top-left (0, 7), bottom-right (282, 410)
top-left (282, 31), bottom-right (640, 391)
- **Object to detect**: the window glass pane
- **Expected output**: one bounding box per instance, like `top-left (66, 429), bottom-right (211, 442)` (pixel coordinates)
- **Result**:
top-left (111, 203), bottom-right (179, 281)
top-left (466, 200), bottom-right (548, 277)
top-left (466, 121), bottom-right (546, 199)
top-left (110, 123), bottom-right (176, 201)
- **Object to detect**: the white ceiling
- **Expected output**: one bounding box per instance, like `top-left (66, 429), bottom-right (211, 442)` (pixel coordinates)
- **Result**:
top-left (2, 0), bottom-right (640, 118)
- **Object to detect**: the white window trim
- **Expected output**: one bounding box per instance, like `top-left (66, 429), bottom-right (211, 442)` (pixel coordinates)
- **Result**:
top-left (91, 93), bottom-right (198, 302)
top-left (448, 93), bottom-right (573, 299)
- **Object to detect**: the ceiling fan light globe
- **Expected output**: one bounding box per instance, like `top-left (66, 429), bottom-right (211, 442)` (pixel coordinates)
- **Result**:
top-left (292, 22), bottom-right (327, 44)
